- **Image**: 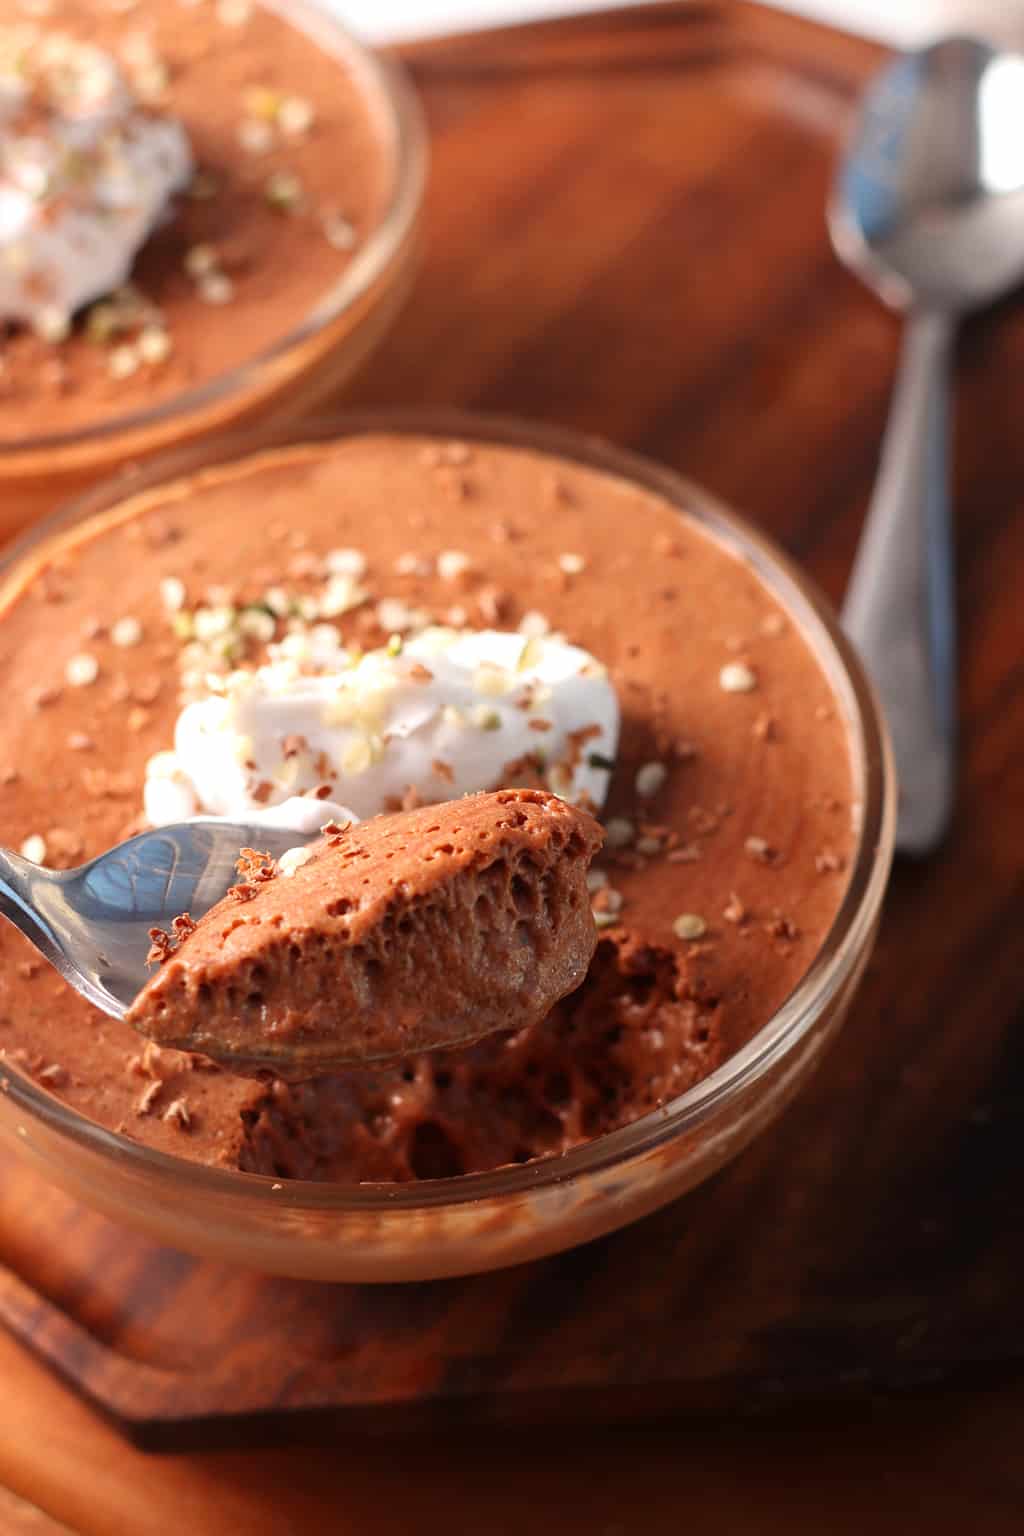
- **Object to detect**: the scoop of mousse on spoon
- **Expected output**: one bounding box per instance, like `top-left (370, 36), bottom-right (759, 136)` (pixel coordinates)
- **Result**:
top-left (125, 789), bottom-right (603, 1078)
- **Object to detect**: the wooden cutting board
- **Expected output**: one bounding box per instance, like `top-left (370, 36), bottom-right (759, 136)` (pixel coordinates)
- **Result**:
top-left (2, 1), bottom-right (1023, 1448)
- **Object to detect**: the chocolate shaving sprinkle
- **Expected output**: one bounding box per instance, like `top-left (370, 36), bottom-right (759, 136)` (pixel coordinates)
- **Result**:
top-left (235, 848), bottom-right (277, 881)
top-left (146, 928), bottom-right (176, 966)
top-left (321, 820), bottom-right (351, 838)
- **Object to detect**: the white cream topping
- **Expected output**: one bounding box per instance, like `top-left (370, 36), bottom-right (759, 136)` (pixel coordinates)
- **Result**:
top-left (144, 628), bottom-right (619, 828)
top-left (0, 28), bottom-right (192, 335)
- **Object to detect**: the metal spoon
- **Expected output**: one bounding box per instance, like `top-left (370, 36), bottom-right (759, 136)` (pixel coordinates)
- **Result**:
top-left (0, 821), bottom-right (307, 1019)
top-left (829, 37), bottom-right (1024, 854)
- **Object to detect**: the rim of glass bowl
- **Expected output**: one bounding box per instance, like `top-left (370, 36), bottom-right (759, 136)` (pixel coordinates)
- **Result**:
top-left (0, 409), bottom-right (895, 1212)
top-left (0, 0), bottom-right (428, 456)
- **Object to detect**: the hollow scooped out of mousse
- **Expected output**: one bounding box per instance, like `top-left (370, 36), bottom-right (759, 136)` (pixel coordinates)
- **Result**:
top-left (126, 789), bottom-right (603, 1077)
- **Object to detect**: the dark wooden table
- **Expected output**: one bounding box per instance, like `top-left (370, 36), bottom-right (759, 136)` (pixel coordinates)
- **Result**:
top-left (2, 0), bottom-right (1024, 1524)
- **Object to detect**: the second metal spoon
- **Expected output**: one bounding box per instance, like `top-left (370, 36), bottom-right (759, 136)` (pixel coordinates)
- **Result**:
top-left (830, 37), bottom-right (1024, 853)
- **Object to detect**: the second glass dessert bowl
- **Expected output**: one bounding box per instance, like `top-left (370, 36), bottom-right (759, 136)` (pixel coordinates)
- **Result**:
top-left (0, 0), bottom-right (426, 536)
top-left (0, 413), bottom-right (895, 1282)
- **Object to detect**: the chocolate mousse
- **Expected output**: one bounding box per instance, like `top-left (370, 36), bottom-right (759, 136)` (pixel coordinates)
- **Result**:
top-left (0, 430), bottom-right (858, 1181)
top-left (128, 790), bottom-right (602, 1075)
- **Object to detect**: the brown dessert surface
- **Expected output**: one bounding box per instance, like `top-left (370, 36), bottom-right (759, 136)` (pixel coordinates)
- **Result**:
top-left (127, 790), bottom-right (602, 1075)
top-left (0, 433), bottom-right (857, 1180)
top-left (0, 0), bottom-right (389, 440)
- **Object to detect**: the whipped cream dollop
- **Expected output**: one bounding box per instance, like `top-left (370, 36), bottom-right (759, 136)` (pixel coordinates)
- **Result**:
top-left (144, 628), bottom-right (619, 831)
top-left (0, 28), bottom-right (192, 336)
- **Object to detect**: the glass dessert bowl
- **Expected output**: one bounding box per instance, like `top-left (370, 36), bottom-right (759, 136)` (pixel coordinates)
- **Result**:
top-left (0, 413), bottom-right (894, 1283)
top-left (0, 0), bottom-right (426, 537)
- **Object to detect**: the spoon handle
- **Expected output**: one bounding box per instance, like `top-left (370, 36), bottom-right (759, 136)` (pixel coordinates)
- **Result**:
top-left (842, 308), bottom-right (957, 856)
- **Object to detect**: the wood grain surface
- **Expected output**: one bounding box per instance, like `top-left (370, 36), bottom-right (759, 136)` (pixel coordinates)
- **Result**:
top-left (1, 0), bottom-right (1023, 1445)
top-left (1, 1320), bottom-right (1024, 1536)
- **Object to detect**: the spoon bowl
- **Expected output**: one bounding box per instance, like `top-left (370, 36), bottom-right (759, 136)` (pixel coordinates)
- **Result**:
top-left (830, 38), bottom-right (1024, 310)
top-left (0, 822), bottom-right (307, 1020)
